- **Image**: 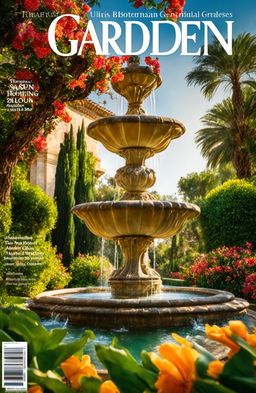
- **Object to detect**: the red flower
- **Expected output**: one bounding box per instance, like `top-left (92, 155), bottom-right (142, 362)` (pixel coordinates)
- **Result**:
top-left (93, 57), bottom-right (106, 70)
top-left (83, 4), bottom-right (91, 12)
top-left (33, 135), bottom-right (47, 152)
top-left (54, 100), bottom-right (66, 110)
top-left (12, 38), bottom-right (25, 51)
top-left (111, 72), bottom-right (124, 83)
top-left (23, 0), bottom-right (40, 12)
top-left (43, 0), bottom-right (55, 10)
top-left (33, 46), bottom-right (51, 58)
top-left (68, 74), bottom-right (87, 90)
top-left (15, 69), bottom-right (33, 80)
top-left (144, 56), bottom-right (160, 74)
top-left (134, 0), bottom-right (144, 8)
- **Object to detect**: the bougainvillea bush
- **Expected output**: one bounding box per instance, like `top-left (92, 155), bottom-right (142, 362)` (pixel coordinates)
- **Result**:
top-left (179, 243), bottom-right (256, 300)
top-left (0, 0), bottom-right (169, 204)
top-left (130, 0), bottom-right (185, 21)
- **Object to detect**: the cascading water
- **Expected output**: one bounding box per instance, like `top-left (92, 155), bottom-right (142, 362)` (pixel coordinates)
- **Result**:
top-left (100, 238), bottom-right (105, 287)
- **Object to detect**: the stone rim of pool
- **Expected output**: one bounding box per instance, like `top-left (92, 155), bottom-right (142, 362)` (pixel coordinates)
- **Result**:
top-left (28, 286), bottom-right (249, 328)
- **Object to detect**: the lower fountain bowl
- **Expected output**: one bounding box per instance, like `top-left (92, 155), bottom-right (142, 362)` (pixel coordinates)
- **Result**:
top-left (28, 286), bottom-right (249, 329)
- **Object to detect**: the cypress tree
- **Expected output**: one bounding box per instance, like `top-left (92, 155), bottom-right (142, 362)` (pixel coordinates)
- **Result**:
top-left (52, 126), bottom-right (77, 265)
top-left (74, 120), bottom-right (98, 255)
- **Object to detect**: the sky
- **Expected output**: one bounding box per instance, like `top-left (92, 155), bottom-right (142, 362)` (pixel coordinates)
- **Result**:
top-left (88, 0), bottom-right (256, 197)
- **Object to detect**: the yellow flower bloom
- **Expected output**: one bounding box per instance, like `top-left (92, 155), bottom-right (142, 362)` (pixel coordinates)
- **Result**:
top-left (60, 355), bottom-right (100, 388)
top-left (205, 321), bottom-right (256, 357)
top-left (28, 385), bottom-right (43, 393)
top-left (99, 380), bottom-right (120, 393)
top-left (207, 360), bottom-right (224, 379)
top-left (149, 336), bottom-right (200, 393)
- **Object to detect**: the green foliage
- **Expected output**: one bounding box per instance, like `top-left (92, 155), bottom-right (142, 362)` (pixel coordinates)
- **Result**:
top-left (95, 175), bottom-right (123, 201)
top-left (178, 167), bottom-right (236, 203)
top-left (95, 338), bottom-right (158, 393)
top-left (6, 239), bottom-right (71, 297)
top-left (0, 306), bottom-right (94, 393)
top-left (74, 121), bottom-right (98, 256)
top-left (11, 166), bottom-right (57, 237)
top-left (195, 89), bottom-right (256, 175)
top-left (0, 307), bottom-right (255, 393)
top-left (178, 170), bottom-right (220, 202)
top-left (200, 180), bottom-right (256, 250)
top-left (52, 127), bottom-right (77, 266)
top-left (69, 255), bottom-right (112, 287)
top-left (0, 201), bottom-right (12, 279)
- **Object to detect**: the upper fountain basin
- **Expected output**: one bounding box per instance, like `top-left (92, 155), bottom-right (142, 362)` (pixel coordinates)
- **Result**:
top-left (87, 116), bottom-right (185, 158)
top-left (72, 200), bottom-right (200, 240)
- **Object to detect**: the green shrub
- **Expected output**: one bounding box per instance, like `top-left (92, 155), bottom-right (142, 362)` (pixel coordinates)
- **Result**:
top-left (0, 202), bottom-right (12, 279)
top-left (200, 179), bottom-right (256, 250)
top-left (11, 167), bottom-right (57, 237)
top-left (6, 239), bottom-right (71, 297)
top-left (69, 255), bottom-right (113, 287)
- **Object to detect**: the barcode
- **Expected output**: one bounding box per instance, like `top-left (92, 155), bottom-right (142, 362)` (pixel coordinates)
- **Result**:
top-left (2, 342), bottom-right (27, 391)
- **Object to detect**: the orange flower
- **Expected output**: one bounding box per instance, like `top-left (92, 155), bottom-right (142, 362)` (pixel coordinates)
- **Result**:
top-left (28, 386), bottom-right (43, 393)
top-left (207, 360), bottom-right (224, 379)
top-left (205, 321), bottom-right (256, 357)
top-left (60, 355), bottom-right (100, 388)
top-left (149, 335), bottom-right (200, 393)
top-left (99, 380), bottom-right (120, 393)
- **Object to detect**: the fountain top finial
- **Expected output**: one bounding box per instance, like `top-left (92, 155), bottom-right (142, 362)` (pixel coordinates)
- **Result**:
top-left (112, 56), bottom-right (162, 115)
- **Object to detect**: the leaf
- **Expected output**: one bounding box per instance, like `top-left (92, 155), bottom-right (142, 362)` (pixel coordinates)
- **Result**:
top-left (193, 341), bottom-right (216, 379)
top-left (37, 330), bottom-right (95, 372)
top-left (0, 330), bottom-right (14, 343)
top-left (219, 347), bottom-right (256, 393)
top-left (46, 329), bottom-right (69, 350)
top-left (195, 379), bottom-right (237, 393)
top-left (140, 351), bottom-right (159, 375)
top-left (231, 335), bottom-right (256, 360)
top-left (28, 368), bottom-right (73, 393)
top-left (95, 339), bottom-right (157, 393)
top-left (8, 309), bottom-right (51, 355)
top-left (80, 376), bottom-right (102, 393)
top-left (223, 376), bottom-right (256, 392)
top-left (0, 63), bottom-right (15, 76)
top-left (222, 347), bottom-right (255, 378)
top-left (192, 341), bottom-right (216, 361)
top-left (0, 310), bottom-right (10, 330)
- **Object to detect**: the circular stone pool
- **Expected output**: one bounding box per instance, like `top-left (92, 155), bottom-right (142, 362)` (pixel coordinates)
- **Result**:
top-left (28, 286), bottom-right (249, 328)
top-left (41, 313), bottom-right (255, 369)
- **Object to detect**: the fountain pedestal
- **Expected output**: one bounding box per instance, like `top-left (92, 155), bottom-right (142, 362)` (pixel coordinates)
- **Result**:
top-left (109, 236), bottom-right (161, 297)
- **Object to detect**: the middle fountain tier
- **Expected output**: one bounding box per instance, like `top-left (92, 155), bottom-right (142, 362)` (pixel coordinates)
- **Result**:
top-left (72, 57), bottom-right (200, 298)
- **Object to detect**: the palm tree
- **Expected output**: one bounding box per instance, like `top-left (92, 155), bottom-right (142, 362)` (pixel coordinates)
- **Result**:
top-left (186, 33), bottom-right (256, 178)
top-left (196, 88), bottom-right (256, 175)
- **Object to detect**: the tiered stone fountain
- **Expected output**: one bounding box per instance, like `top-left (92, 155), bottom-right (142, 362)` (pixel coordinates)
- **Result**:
top-left (73, 57), bottom-right (199, 298)
top-left (29, 58), bottom-right (249, 327)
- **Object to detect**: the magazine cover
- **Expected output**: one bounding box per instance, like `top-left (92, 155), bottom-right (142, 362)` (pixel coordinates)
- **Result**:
top-left (0, 0), bottom-right (256, 392)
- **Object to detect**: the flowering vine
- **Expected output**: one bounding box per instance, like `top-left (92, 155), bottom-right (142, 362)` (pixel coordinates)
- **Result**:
top-left (130, 0), bottom-right (185, 21)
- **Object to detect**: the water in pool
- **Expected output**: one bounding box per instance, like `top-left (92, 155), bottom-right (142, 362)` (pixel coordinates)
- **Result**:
top-left (41, 314), bottom-right (255, 369)
top-left (62, 291), bottom-right (207, 300)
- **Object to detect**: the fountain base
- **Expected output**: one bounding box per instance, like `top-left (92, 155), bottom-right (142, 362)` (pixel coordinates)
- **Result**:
top-left (109, 278), bottom-right (162, 298)
top-left (28, 286), bottom-right (249, 329)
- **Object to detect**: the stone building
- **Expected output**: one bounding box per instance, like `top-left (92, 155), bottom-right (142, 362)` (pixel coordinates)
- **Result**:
top-left (30, 99), bottom-right (114, 197)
